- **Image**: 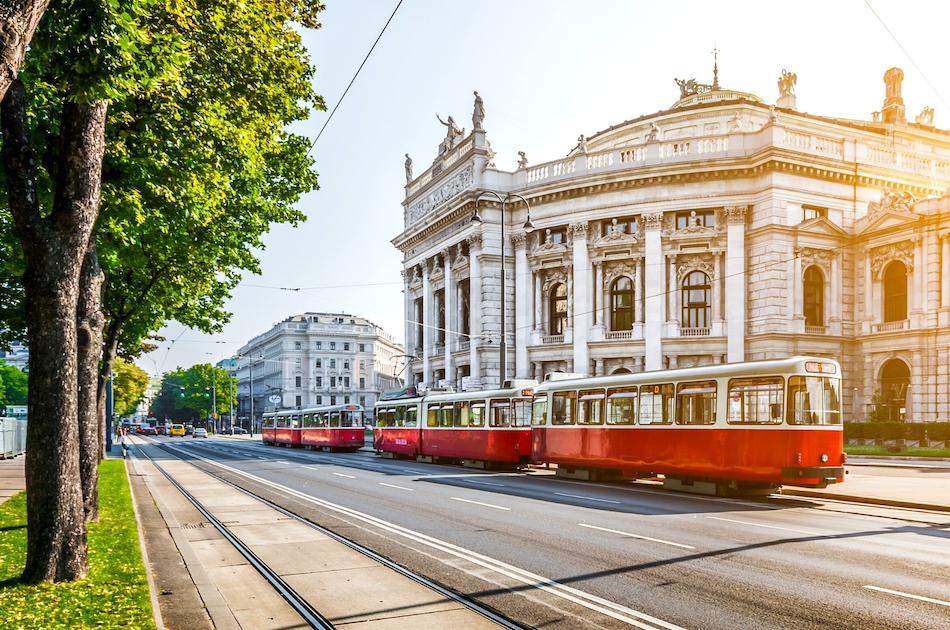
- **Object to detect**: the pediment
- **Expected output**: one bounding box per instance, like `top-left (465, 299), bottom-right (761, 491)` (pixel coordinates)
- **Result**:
top-left (797, 216), bottom-right (847, 238)
top-left (858, 209), bottom-right (920, 235)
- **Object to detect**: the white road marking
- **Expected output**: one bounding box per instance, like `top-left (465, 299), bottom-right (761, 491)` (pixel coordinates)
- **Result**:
top-left (706, 516), bottom-right (822, 536)
top-left (304, 466), bottom-right (321, 471)
top-left (379, 482), bottom-right (414, 492)
top-left (332, 472), bottom-right (356, 479)
top-left (160, 442), bottom-right (684, 629)
top-left (578, 523), bottom-right (696, 550)
top-left (465, 479), bottom-right (506, 487)
top-left (451, 497), bottom-right (511, 511)
top-left (274, 460), bottom-right (289, 464)
top-left (863, 585), bottom-right (950, 608)
top-left (555, 492), bottom-right (621, 505)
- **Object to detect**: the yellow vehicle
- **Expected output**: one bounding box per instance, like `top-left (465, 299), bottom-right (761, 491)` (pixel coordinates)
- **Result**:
top-left (169, 424), bottom-right (186, 437)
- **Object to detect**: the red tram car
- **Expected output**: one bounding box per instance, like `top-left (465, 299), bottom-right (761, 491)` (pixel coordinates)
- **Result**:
top-left (530, 356), bottom-right (844, 492)
top-left (262, 404), bottom-right (365, 450)
top-left (374, 383), bottom-right (536, 467)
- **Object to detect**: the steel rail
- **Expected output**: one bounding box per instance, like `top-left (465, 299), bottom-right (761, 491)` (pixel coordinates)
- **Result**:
top-left (133, 442), bottom-right (335, 629)
top-left (148, 437), bottom-right (524, 630)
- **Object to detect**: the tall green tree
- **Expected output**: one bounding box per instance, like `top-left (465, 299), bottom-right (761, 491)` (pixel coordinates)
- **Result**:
top-left (152, 364), bottom-right (235, 422)
top-left (111, 357), bottom-right (149, 417)
top-left (0, 360), bottom-right (27, 407)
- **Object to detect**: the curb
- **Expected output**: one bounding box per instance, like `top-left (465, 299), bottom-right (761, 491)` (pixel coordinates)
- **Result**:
top-left (125, 457), bottom-right (167, 630)
top-left (781, 488), bottom-right (950, 513)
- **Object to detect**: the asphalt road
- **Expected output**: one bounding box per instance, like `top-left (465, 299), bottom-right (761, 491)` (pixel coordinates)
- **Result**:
top-left (146, 436), bottom-right (950, 630)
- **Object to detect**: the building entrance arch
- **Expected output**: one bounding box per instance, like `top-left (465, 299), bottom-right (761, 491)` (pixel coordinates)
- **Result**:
top-left (878, 358), bottom-right (910, 422)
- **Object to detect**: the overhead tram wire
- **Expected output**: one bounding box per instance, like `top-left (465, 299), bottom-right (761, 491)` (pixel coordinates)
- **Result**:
top-left (306, 0), bottom-right (405, 155)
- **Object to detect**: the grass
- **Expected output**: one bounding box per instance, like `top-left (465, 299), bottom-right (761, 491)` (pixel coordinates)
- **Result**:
top-left (845, 444), bottom-right (950, 457)
top-left (0, 460), bottom-right (154, 629)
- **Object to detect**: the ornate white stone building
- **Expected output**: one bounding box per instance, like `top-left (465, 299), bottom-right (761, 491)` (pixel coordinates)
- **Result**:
top-left (394, 67), bottom-right (950, 422)
top-left (233, 313), bottom-right (404, 423)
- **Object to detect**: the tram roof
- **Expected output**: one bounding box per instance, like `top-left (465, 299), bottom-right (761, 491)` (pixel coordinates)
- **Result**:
top-left (534, 356), bottom-right (840, 393)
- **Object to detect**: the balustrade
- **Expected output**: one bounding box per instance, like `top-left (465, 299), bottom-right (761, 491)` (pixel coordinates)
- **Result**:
top-left (541, 334), bottom-right (565, 344)
top-left (680, 327), bottom-right (710, 337)
top-left (605, 330), bottom-right (633, 340)
top-left (872, 320), bottom-right (909, 333)
top-left (804, 325), bottom-right (826, 335)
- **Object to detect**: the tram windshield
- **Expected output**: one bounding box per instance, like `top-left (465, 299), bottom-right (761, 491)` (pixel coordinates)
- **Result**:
top-left (787, 376), bottom-right (841, 425)
top-left (531, 396), bottom-right (547, 426)
top-left (341, 410), bottom-right (363, 427)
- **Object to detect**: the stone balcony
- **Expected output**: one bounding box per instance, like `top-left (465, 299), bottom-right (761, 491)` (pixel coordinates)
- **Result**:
top-left (872, 319), bottom-right (910, 333)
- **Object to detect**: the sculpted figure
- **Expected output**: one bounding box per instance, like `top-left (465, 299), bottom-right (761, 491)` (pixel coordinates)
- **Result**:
top-left (915, 106), bottom-right (934, 126)
top-left (437, 114), bottom-right (464, 153)
top-left (576, 134), bottom-right (588, 154)
top-left (472, 91), bottom-right (485, 131)
top-left (646, 122), bottom-right (660, 142)
top-left (404, 154), bottom-right (413, 183)
top-left (517, 150), bottom-right (528, 169)
top-left (778, 69), bottom-right (797, 97)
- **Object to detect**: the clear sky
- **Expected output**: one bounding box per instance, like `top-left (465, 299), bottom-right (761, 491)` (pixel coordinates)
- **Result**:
top-left (137, 0), bottom-right (950, 376)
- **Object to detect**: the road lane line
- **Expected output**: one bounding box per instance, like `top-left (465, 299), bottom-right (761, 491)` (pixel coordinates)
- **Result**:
top-left (578, 523), bottom-right (695, 550)
top-left (555, 492), bottom-right (621, 505)
top-left (159, 442), bottom-right (683, 629)
top-left (379, 482), bottom-right (414, 492)
top-left (304, 466), bottom-right (321, 471)
top-left (332, 472), bottom-right (356, 479)
top-left (706, 516), bottom-right (821, 536)
top-left (450, 497), bottom-right (511, 511)
top-left (863, 585), bottom-right (950, 608)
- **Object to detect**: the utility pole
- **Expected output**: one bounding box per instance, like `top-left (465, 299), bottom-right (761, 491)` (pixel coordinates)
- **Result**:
top-left (229, 370), bottom-right (234, 433)
top-left (248, 356), bottom-right (254, 437)
top-left (211, 372), bottom-right (217, 434)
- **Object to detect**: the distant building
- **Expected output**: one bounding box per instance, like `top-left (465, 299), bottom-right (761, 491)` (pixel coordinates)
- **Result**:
top-left (233, 313), bottom-right (404, 425)
top-left (395, 66), bottom-right (950, 422)
top-left (0, 340), bottom-right (29, 372)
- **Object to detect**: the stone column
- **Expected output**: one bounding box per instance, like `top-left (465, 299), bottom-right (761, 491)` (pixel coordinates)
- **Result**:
top-left (912, 237), bottom-right (924, 320)
top-left (725, 206), bottom-right (747, 363)
top-left (864, 249), bottom-right (874, 333)
top-left (941, 235), bottom-right (950, 327)
top-left (468, 233), bottom-right (483, 385)
top-left (668, 254), bottom-right (679, 334)
top-left (513, 233), bottom-right (530, 378)
top-left (711, 252), bottom-right (722, 334)
top-left (634, 258), bottom-right (643, 323)
top-left (402, 269), bottom-right (413, 361)
top-left (571, 223), bottom-right (590, 376)
top-left (533, 271), bottom-right (543, 332)
top-left (443, 248), bottom-right (455, 384)
top-left (421, 262), bottom-right (432, 385)
top-left (830, 253), bottom-right (842, 333)
top-left (643, 212), bottom-right (664, 371)
top-left (793, 247), bottom-right (804, 332)
top-left (594, 262), bottom-right (604, 327)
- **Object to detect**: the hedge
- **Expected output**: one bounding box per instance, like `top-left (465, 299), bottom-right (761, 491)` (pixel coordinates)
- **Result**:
top-left (844, 422), bottom-right (950, 442)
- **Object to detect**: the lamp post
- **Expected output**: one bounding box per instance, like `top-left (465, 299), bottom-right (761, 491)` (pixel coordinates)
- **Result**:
top-left (470, 191), bottom-right (534, 388)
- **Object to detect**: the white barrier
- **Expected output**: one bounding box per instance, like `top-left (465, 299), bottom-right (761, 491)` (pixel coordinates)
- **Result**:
top-left (0, 417), bottom-right (27, 459)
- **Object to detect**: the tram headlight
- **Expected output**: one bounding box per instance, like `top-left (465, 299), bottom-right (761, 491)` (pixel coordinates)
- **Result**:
top-left (819, 453), bottom-right (829, 463)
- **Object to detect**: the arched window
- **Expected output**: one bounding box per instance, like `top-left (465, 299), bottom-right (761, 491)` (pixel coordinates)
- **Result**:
top-left (803, 266), bottom-right (824, 327)
top-left (610, 276), bottom-right (634, 330)
top-left (681, 271), bottom-right (710, 328)
top-left (611, 367), bottom-right (632, 375)
top-left (882, 261), bottom-right (908, 323)
top-left (879, 359), bottom-right (910, 421)
top-left (549, 283), bottom-right (567, 335)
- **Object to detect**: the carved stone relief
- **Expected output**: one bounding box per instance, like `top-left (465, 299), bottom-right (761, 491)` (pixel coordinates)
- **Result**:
top-left (642, 212), bottom-right (664, 230)
top-left (676, 252), bottom-right (715, 282)
top-left (724, 205), bottom-right (748, 224)
top-left (406, 164), bottom-right (474, 225)
top-left (870, 241), bottom-right (914, 279)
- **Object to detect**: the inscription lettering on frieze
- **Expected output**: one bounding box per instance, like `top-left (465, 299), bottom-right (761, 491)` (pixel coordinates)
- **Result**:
top-left (406, 164), bottom-right (474, 226)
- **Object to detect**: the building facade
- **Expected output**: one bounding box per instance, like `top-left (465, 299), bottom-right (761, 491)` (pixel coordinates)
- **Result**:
top-left (233, 313), bottom-right (404, 424)
top-left (394, 67), bottom-right (950, 422)
top-left (0, 340), bottom-right (29, 372)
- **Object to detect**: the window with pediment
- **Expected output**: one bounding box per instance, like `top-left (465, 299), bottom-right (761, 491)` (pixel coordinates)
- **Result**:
top-left (803, 266), bottom-right (824, 327)
top-left (675, 209), bottom-right (716, 230)
top-left (882, 261), bottom-right (908, 323)
top-left (681, 271), bottom-right (710, 328)
top-left (610, 276), bottom-right (634, 330)
top-left (549, 283), bottom-right (567, 335)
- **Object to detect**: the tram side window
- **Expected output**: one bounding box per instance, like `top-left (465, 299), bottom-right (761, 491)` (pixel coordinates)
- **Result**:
top-left (512, 399), bottom-right (532, 427)
top-left (676, 381), bottom-right (718, 425)
top-left (439, 404), bottom-right (455, 428)
top-left (787, 376), bottom-right (841, 425)
top-left (302, 414), bottom-right (312, 428)
top-left (727, 378), bottom-right (784, 424)
top-left (606, 388), bottom-right (637, 425)
top-left (405, 407), bottom-right (417, 427)
top-left (394, 406), bottom-right (405, 427)
top-left (263, 415), bottom-right (273, 429)
top-left (531, 396), bottom-right (548, 426)
top-left (455, 401), bottom-right (471, 427)
top-left (578, 389), bottom-right (605, 425)
top-left (638, 384), bottom-right (674, 424)
top-left (329, 411), bottom-right (341, 428)
top-left (551, 391), bottom-right (577, 425)
top-left (318, 412), bottom-right (329, 427)
top-left (426, 405), bottom-right (439, 428)
top-left (491, 399), bottom-right (511, 427)
top-left (470, 402), bottom-right (486, 427)
top-left (275, 415), bottom-right (285, 428)
top-left (343, 411), bottom-right (361, 427)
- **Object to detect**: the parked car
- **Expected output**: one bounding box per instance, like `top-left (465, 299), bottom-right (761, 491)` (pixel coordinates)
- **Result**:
top-left (225, 426), bottom-right (247, 435)
top-left (139, 425), bottom-right (158, 436)
top-left (169, 424), bottom-right (185, 437)
top-left (192, 427), bottom-right (208, 438)
top-left (184, 424), bottom-right (194, 436)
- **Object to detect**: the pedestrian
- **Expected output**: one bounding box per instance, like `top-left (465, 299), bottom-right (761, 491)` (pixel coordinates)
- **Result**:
top-left (117, 428), bottom-right (128, 459)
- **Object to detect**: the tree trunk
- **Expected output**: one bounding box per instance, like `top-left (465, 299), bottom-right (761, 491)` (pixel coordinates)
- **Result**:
top-left (1, 79), bottom-right (108, 583)
top-left (77, 243), bottom-right (104, 522)
top-left (0, 0), bottom-right (50, 102)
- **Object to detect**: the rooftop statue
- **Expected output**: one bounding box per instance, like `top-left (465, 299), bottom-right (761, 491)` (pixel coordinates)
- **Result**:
top-left (675, 77), bottom-right (713, 99)
top-left (517, 151), bottom-right (528, 169)
top-left (472, 91), bottom-right (485, 131)
top-left (915, 106), bottom-right (934, 126)
top-left (437, 114), bottom-right (464, 154)
top-left (778, 69), bottom-right (797, 97)
top-left (646, 122), bottom-right (660, 142)
top-left (404, 154), bottom-right (413, 184)
top-left (571, 134), bottom-right (588, 156)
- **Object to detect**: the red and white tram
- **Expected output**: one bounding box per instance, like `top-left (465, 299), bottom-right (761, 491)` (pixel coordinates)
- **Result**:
top-left (530, 356), bottom-right (844, 491)
top-left (374, 383), bottom-right (536, 467)
top-left (262, 404), bottom-right (365, 450)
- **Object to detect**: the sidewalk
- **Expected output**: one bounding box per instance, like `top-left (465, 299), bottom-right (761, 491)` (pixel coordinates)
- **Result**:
top-left (129, 437), bottom-right (498, 629)
top-left (0, 456), bottom-right (25, 505)
top-left (783, 468), bottom-right (950, 512)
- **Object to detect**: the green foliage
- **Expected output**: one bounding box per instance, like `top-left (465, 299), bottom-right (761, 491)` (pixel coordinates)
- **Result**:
top-left (0, 460), bottom-right (154, 628)
top-left (844, 421), bottom-right (950, 442)
top-left (112, 357), bottom-right (150, 417)
top-left (152, 363), bottom-right (235, 421)
top-left (843, 422), bottom-right (864, 441)
top-left (0, 361), bottom-right (28, 408)
top-left (927, 422), bottom-right (950, 442)
top-left (902, 423), bottom-right (926, 441)
top-left (845, 445), bottom-right (950, 457)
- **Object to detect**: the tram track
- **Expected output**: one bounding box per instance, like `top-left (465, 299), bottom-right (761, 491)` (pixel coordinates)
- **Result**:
top-left (137, 436), bottom-right (525, 630)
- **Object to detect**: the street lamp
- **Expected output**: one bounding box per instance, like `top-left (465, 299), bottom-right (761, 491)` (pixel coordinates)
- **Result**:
top-left (470, 190), bottom-right (533, 388)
